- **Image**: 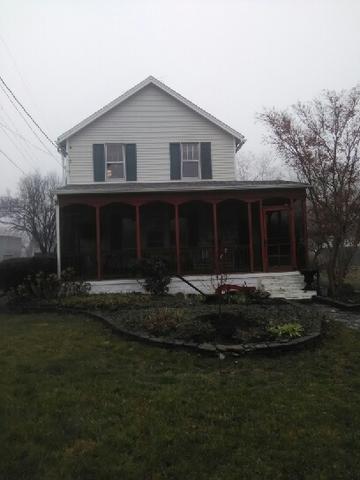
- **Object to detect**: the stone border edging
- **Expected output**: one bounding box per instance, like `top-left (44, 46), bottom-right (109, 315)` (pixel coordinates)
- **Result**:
top-left (314, 296), bottom-right (360, 311)
top-left (18, 305), bottom-right (322, 356)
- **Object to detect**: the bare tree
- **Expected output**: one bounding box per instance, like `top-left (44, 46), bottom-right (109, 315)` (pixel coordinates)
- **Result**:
top-left (259, 86), bottom-right (360, 295)
top-left (236, 150), bottom-right (294, 181)
top-left (0, 172), bottom-right (60, 255)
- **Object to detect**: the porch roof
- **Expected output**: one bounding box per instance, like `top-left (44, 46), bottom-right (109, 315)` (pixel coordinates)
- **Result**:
top-left (56, 180), bottom-right (309, 196)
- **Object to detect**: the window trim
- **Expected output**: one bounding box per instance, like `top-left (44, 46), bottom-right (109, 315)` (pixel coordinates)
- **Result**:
top-left (180, 142), bottom-right (200, 180)
top-left (105, 143), bottom-right (126, 182)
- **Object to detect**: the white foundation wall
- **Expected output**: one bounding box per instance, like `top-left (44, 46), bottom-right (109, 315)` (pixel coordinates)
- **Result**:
top-left (90, 271), bottom-right (315, 300)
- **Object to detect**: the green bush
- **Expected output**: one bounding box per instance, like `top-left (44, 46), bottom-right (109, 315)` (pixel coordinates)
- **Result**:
top-left (0, 256), bottom-right (57, 291)
top-left (267, 322), bottom-right (304, 339)
top-left (138, 257), bottom-right (171, 295)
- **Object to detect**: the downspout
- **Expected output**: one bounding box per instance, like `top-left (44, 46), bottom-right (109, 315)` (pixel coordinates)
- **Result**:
top-left (56, 196), bottom-right (61, 279)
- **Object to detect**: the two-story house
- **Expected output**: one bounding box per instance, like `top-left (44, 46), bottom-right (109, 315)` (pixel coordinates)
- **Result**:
top-left (56, 76), bottom-right (311, 298)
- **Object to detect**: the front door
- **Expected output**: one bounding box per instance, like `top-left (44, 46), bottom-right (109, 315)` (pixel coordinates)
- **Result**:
top-left (263, 206), bottom-right (292, 271)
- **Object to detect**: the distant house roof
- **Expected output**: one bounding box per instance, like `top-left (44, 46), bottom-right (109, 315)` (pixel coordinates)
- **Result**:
top-left (57, 76), bottom-right (246, 148)
top-left (56, 180), bottom-right (309, 196)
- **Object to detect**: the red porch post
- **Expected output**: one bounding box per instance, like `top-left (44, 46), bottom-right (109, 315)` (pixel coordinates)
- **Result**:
top-left (135, 205), bottom-right (142, 260)
top-left (212, 202), bottom-right (219, 273)
top-left (174, 204), bottom-right (181, 274)
top-left (95, 205), bottom-right (102, 280)
top-left (247, 202), bottom-right (254, 272)
top-left (302, 197), bottom-right (308, 267)
top-left (290, 198), bottom-right (297, 269)
top-left (259, 199), bottom-right (267, 272)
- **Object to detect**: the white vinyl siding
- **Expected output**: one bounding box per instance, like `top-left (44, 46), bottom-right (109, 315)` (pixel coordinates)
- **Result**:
top-left (66, 85), bottom-right (236, 184)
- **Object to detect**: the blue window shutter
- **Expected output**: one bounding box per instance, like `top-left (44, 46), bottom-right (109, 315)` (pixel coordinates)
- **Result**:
top-left (170, 143), bottom-right (181, 180)
top-left (125, 144), bottom-right (137, 181)
top-left (200, 142), bottom-right (212, 179)
top-left (93, 144), bottom-right (105, 182)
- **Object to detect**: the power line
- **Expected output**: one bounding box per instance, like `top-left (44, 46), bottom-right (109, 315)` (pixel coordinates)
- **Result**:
top-left (0, 119), bottom-right (50, 154)
top-left (0, 148), bottom-right (25, 175)
top-left (0, 123), bottom-right (36, 171)
top-left (0, 74), bottom-right (58, 149)
top-left (0, 33), bottom-right (43, 121)
top-left (0, 106), bottom-right (43, 171)
top-left (0, 82), bottom-right (62, 166)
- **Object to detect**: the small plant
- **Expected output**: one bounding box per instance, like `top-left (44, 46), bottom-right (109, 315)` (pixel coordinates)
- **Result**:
top-left (248, 286), bottom-right (271, 302)
top-left (138, 257), bottom-right (171, 296)
top-left (141, 308), bottom-right (186, 335)
top-left (267, 322), bottom-right (304, 339)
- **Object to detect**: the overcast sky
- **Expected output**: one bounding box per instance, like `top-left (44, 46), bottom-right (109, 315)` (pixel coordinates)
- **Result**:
top-left (1, 0), bottom-right (360, 192)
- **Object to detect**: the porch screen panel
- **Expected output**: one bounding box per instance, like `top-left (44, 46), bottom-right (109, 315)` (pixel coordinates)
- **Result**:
top-left (295, 199), bottom-right (306, 269)
top-left (60, 205), bottom-right (97, 278)
top-left (251, 202), bottom-right (263, 271)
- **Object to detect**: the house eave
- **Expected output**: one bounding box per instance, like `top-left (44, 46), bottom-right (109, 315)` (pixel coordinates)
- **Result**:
top-left (56, 180), bottom-right (309, 196)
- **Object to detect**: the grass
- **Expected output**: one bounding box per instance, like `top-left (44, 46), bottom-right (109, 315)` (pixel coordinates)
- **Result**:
top-left (1, 313), bottom-right (360, 479)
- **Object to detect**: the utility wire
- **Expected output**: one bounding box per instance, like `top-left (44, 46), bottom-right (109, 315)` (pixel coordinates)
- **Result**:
top-left (0, 108), bottom-right (39, 166)
top-left (0, 74), bottom-right (58, 149)
top-left (0, 123), bottom-right (36, 171)
top-left (0, 82), bottom-right (62, 166)
top-left (0, 120), bottom-right (50, 154)
top-left (0, 106), bottom-right (42, 171)
top-left (0, 148), bottom-right (25, 175)
top-left (0, 33), bottom-right (44, 123)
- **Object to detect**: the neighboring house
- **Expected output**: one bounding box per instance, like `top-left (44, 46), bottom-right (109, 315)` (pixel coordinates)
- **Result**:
top-left (0, 226), bottom-right (23, 261)
top-left (56, 76), bottom-right (311, 298)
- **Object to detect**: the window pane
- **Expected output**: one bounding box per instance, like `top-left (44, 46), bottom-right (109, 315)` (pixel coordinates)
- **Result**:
top-left (107, 144), bottom-right (123, 163)
top-left (182, 143), bottom-right (199, 161)
top-left (107, 163), bottom-right (124, 179)
top-left (183, 161), bottom-right (199, 178)
top-left (193, 143), bottom-right (199, 160)
top-left (188, 145), bottom-right (193, 160)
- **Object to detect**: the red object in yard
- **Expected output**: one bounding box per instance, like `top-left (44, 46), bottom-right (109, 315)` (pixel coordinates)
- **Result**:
top-left (215, 284), bottom-right (256, 295)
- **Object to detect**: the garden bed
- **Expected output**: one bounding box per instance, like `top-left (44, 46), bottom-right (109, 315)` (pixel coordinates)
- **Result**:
top-left (9, 291), bottom-right (324, 355)
top-left (104, 302), bottom-right (323, 352)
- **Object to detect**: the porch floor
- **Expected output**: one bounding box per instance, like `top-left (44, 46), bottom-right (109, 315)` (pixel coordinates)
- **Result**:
top-left (89, 271), bottom-right (316, 300)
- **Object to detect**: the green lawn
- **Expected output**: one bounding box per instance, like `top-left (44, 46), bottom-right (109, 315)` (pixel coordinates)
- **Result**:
top-left (1, 313), bottom-right (360, 480)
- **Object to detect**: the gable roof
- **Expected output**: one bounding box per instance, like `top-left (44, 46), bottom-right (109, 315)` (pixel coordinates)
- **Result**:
top-left (57, 76), bottom-right (246, 148)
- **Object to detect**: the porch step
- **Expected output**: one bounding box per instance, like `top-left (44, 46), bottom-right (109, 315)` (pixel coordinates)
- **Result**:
top-left (260, 273), bottom-right (315, 300)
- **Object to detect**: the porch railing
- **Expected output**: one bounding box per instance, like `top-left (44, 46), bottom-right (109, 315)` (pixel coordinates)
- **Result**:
top-left (181, 246), bottom-right (215, 274)
top-left (267, 243), bottom-right (291, 268)
top-left (142, 247), bottom-right (177, 272)
top-left (101, 248), bottom-right (137, 278)
top-left (219, 244), bottom-right (250, 273)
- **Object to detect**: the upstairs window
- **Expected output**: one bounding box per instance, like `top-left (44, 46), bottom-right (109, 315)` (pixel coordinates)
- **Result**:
top-left (181, 143), bottom-right (200, 179)
top-left (106, 144), bottom-right (125, 180)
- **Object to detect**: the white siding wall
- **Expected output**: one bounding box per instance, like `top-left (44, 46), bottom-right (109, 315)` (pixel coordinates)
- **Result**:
top-left (66, 85), bottom-right (236, 184)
